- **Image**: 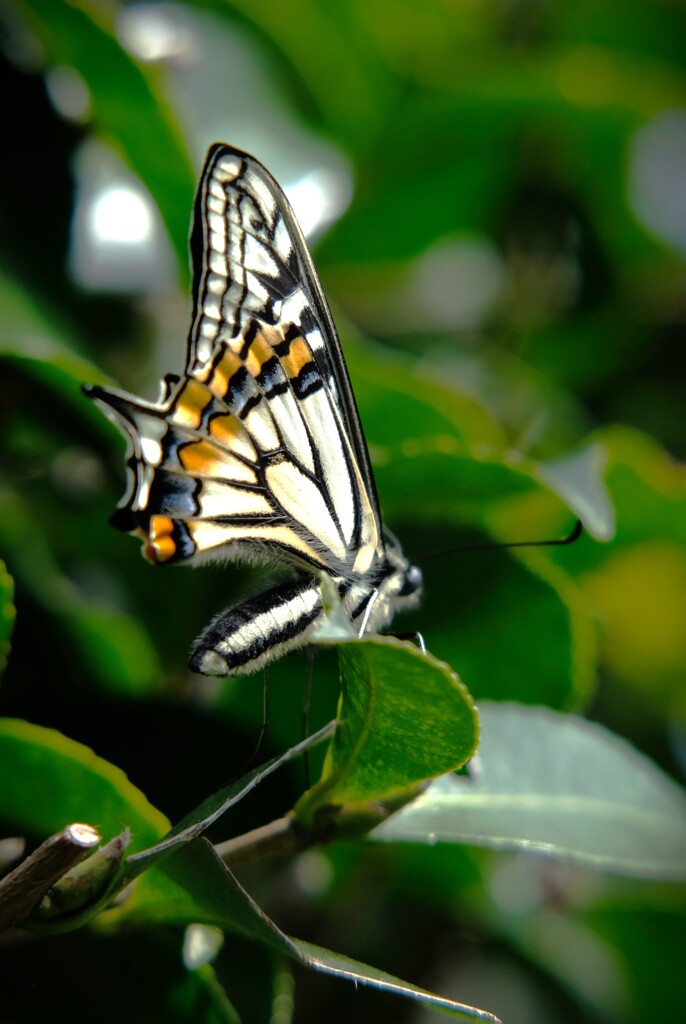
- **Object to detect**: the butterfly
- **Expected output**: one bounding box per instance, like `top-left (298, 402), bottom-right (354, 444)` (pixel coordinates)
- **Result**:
top-left (84, 143), bottom-right (422, 676)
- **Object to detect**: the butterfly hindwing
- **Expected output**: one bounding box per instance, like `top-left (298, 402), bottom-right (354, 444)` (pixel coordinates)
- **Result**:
top-left (88, 322), bottom-right (357, 573)
top-left (85, 143), bottom-right (421, 675)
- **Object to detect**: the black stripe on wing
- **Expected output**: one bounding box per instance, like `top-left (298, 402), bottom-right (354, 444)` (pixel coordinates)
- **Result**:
top-left (186, 144), bottom-right (382, 526)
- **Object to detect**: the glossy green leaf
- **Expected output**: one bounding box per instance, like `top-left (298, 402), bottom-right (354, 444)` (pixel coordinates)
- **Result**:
top-left (0, 488), bottom-right (162, 696)
top-left (375, 702), bottom-right (686, 878)
top-left (296, 637), bottom-right (478, 817)
top-left (124, 839), bottom-right (500, 1022)
top-left (377, 434), bottom-right (613, 541)
top-left (22, 0), bottom-right (195, 272)
top-left (220, 0), bottom-right (394, 142)
top-left (0, 718), bottom-right (168, 853)
top-left (0, 562), bottom-right (15, 677)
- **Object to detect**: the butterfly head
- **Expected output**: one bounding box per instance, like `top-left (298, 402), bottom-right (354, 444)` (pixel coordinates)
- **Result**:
top-left (384, 527), bottom-right (422, 595)
top-left (352, 533), bottom-right (422, 638)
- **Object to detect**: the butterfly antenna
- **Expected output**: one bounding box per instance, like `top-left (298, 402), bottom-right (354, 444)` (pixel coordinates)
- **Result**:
top-left (420, 518), bottom-right (583, 561)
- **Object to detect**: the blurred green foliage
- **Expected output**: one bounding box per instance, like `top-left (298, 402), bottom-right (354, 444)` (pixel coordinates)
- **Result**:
top-left (1, 1), bottom-right (686, 1021)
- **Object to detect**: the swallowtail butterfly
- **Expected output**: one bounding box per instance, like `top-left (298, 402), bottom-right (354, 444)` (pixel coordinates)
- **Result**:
top-left (85, 144), bottom-right (422, 676)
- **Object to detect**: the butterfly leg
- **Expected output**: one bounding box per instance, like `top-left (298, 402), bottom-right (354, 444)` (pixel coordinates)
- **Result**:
top-left (356, 588), bottom-right (380, 637)
top-left (302, 648), bottom-right (316, 789)
top-left (389, 631), bottom-right (427, 654)
top-left (189, 575), bottom-right (324, 677)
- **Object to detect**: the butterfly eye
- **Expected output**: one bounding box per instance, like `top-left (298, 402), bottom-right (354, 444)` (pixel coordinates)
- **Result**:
top-left (399, 564), bottom-right (423, 597)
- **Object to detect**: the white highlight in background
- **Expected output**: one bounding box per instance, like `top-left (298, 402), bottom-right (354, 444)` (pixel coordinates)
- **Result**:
top-left (91, 186), bottom-right (154, 245)
top-left (69, 140), bottom-right (175, 293)
top-left (286, 168), bottom-right (352, 240)
top-left (629, 109), bottom-right (686, 255)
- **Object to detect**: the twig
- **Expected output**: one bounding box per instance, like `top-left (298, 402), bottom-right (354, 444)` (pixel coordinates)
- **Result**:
top-left (0, 823), bottom-right (100, 932)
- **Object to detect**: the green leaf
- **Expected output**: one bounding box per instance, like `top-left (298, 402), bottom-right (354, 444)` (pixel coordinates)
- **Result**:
top-left (220, 0), bottom-right (395, 143)
top-left (0, 561), bottom-right (15, 677)
top-left (0, 487), bottom-right (162, 696)
top-left (536, 444), bottom-right (616, 542)
top-left (22, 0), bottom-right (195, 273)
top-left (374, 702), bottom-right (686, 879)
top-left (375, 436), bottom-right (606, 708)
top-left (0, 270), bottom-right (114, 437)
top-left (125, 839), bottom-right (500, 1022)
top-left (0, 718), bottom-right (168, 853)
top-left (377, 434), bottom-right (613, 542)
top-left (296, 637), bottom-right (478, 817)
top-left (122, 722), bottom-right (334, 883)
top-left (425, 546), bottom-right (597, 708)
top-left (344, 332), bottom-right (506, 449)
top-left (596, 426), bottom-right (686, 551)
top-left (376, 437), bottom-right (538, 524)
top-left (532, 427), bottom-right (686, 716)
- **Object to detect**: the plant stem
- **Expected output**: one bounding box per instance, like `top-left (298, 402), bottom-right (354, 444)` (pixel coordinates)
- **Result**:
top-left (215, 815), bottom-right (304, 867)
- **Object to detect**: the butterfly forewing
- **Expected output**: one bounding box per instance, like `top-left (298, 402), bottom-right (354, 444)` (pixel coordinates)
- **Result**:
top-left (189, 148), bottom-right (334, 380)
top-left (85, 143), bottom-right (421, 675)
top-left (188, 146), bottom-right (379, 505)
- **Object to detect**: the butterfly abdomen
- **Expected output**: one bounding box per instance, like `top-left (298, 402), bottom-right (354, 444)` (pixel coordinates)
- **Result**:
top-left (188, 554), bottom-right (422, 677)
top-left (189, 575), bottom-right (324, 676)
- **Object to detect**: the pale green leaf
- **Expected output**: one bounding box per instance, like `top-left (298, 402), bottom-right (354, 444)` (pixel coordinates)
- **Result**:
top-left (375, 702), bottom-right (686, 878)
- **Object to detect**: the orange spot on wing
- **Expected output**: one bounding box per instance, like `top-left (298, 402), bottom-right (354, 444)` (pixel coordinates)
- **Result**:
top-left (145, 515), bottom-right (176, 563)
top-left (206, 348), bottom-right (241, 398)
top-left (173, 379), bottom-right (212, 429)
top-left (244, 330), bottom-right (275, 378)
top-left (281, 336), bottom-right (312, 380)
top-left (179, 440), bottom-right (221, 476)
top-left (210, 414), bottom-right (245, 445)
